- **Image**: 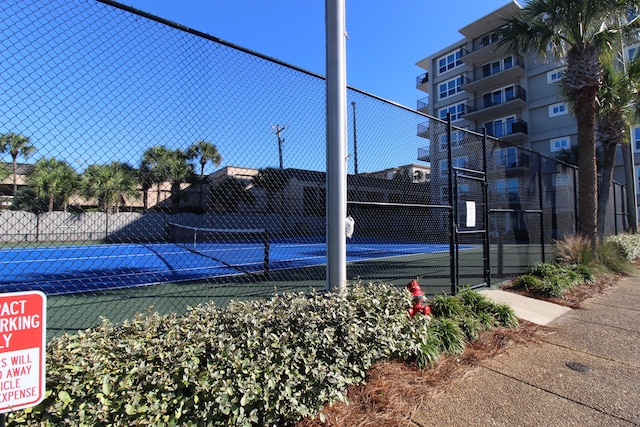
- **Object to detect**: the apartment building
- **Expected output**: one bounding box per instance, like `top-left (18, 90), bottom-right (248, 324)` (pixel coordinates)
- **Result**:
top-left (415, 0), bottom-right (640, 218)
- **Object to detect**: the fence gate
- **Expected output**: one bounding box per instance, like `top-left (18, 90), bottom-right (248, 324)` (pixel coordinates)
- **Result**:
top-left (449, 129), bottom-right (490, 294)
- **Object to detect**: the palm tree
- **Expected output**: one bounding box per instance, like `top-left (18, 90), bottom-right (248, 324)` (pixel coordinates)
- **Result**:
top-left (0, 132), bottom-right (36, 195)
top-left (27, 158), bottom-right (77, 212)
top-left (141, 146), bottom-right (195, 211)
top-left (0, 163), bottom-right (9, 182)
top-left (141, 146), bottom-right (171, 208)
top-left (80, 162), bottom-right (140, 213)
top-left (187, 140), bottom-right (222, 179)
top-left (164, 149), bottom-right (195, 209)
top-left (500, 0), bottom-right (638, 247)
top-left (210, 177), bottom-right (255, 213)
top-left (187, 140), bottom-right (222, 208)
top-left (251, 167), bottom-right (289, 213)
top-left (595, 56), bottom-right (640, 238)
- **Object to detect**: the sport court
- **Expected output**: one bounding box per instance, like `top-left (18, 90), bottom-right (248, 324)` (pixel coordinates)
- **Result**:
top-left (0, 236), bottom-right (468, 295)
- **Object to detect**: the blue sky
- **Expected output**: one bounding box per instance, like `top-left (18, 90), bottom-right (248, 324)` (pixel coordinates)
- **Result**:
top-left (1, 0), bottom-right (516, 175)
top-left (121, 0), bottom-right (514, 109)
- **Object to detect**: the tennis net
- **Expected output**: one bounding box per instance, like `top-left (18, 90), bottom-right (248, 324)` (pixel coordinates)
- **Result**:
top-left (167, 223), bottom-right (270, 278)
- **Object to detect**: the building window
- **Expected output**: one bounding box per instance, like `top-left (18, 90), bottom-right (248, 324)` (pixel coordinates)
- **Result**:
top-left (484, 116), bottom-right (516, 138)
top-left (634, 126), bottom-right (640, 151)
top-left (482, 85), bottom-right (516, 108)
top-left (439, 130), bottom-right (464, 150)
top-left (438, 102), bottom-right (465, 122)
top-left (547, 68), bottom-right (565, 84)
top-left (495, 147), bottom-right (519, 168)
top-left (481, 56), bottom-right (515, 78)
top-left (437, 49), bottom-right (463, 75)
top-left (438, 75), bottom-right (464, 100)
top-left (549, 102), bottom-right (568, 117)
top-left (439, 156), bottom-right (468, 173)
top-left (494, 177), bottom-right (519, 202)
top-left (550, 136), bottom-right (570, 152)
top-left (627, 44), bottom-right (640, 62)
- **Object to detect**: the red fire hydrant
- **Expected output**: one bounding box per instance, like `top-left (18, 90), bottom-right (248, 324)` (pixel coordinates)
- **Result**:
top-left (406, 280), bottom-right (431, 318)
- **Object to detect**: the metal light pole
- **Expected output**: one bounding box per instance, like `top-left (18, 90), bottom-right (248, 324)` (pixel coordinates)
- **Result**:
top-left (272, 124), bottom-right (286, 170)
top-left (326, 0), bottom-right (347, 292)
top-left (351, 101), bottom-right (358, 175)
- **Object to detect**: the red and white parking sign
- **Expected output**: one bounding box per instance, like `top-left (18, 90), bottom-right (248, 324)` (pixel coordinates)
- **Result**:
top-left (0, 291), bottom-right (46, 413)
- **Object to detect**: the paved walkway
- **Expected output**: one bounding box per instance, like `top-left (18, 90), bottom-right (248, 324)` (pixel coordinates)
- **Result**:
top-left (413, 276), bottom-right (640, 426)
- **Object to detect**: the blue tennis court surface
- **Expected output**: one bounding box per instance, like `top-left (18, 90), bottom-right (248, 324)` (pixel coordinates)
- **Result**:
top-left (0, 240), bottom-right (465, 295)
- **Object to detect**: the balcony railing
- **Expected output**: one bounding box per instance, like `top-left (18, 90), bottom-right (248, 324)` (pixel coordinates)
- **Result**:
top-left (481, 119), bottom-right (528, 138)
top-left (472, 27), bottom-right (508, 52)
top-left (415, 72), bottom-right (429, 87)
top-left (465, 85), bottom-right (526, 114)
top-left (468, 56), bottom-right (524, 82)
top-left (417, 121), bottom-right (431, 139)
top-left (497, 152), bottom-right (529, 170)
top-left (417, 146), bottom-right (430, 162)
top-left (417, 95), bottom-right (429, 111)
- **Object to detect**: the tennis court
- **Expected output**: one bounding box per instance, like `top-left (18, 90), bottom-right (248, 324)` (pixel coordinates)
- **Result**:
top-left (0, 237), bottom-right (469, 295)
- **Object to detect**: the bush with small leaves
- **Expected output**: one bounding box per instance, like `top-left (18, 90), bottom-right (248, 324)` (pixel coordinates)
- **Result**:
top-left (605, 234), bottom-right (640, 261)
top-left (9, 283), bottom-right (517, 426)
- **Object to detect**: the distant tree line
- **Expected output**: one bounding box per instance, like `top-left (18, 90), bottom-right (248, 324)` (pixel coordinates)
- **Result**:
top-left (0, 133), bottom-right (290, 216)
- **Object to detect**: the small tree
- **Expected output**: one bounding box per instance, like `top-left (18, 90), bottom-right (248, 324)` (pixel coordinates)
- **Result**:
top-left (80, 162), bottom-right (140, 213)
top-left (500, 0), bottom-right (639, 248)
top-left (251, 167), bottom-right (289, 213)
top-left (210, 177), bottom-right (255, 213)
top-left (595, 55), bottom-right (640, 238)
top-left (187, 140), bottom-right (222, 208)
top-left (187, 140), bottom-right (222, 179)
top-left (141, 146), bottom-right (172, 209)
top-left (0, 132), bottom-right (36, 195)
top-left (27, 158), bottom-right (77, 212)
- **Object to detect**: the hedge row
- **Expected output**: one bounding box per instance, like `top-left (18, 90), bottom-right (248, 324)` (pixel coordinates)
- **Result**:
top-left (9, 284), bottom-right (517, 426)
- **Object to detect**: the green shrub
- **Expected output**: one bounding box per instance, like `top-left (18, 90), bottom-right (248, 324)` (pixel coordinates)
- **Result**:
top-left (10, 283), bottom-right (517, 426)
top-left (605, 234), bottom-right (640, 261)
top-left (513, 262), bottom-right (586, 298)
top-left (428, 318), bottom-right (466, 356)
top-left (597, 239), bottom-right (634, 274)
top-left (512, 257), bottom-right (620, 298)
top-left (429, 294), bottom-right (465, 318)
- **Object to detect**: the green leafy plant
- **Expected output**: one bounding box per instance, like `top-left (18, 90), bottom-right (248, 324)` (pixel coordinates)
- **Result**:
top-left (513, 262), bottom-right (593, 298)
top-left (429, 294), bottom-right (465, 318)
top-left (9, 283), bottom-right (517, 426)
top-left (596, 239), bottom-right (634, 274)
top-left (605, 234), bottom-right (640, 261)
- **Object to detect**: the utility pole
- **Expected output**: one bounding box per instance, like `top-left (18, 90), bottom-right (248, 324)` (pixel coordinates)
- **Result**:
top-left (351, 101), bottom-right (358, 175)
top-left (272, 124), bottom-right (286, 170)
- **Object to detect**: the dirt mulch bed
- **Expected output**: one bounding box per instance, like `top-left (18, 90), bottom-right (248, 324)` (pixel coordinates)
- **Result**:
top-left (498, 273), bottom-right (622, 309)
top-left (298, 321), bottom-right (550, 427)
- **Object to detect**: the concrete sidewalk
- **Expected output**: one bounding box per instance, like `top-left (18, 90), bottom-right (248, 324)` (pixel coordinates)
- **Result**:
top-left (413, 276), bottom-right (640, 426)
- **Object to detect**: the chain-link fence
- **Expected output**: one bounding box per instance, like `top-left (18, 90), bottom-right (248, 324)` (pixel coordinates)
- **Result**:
top-left (0, 0), bottom-right (629, 337)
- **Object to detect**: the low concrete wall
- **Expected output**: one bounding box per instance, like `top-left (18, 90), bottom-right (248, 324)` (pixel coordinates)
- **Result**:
top-left (0, 211), bottom-right (327, 243)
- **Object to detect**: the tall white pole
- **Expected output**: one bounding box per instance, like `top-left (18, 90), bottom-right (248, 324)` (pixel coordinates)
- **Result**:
top-left (325, 0), bottom-right (347, 292)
